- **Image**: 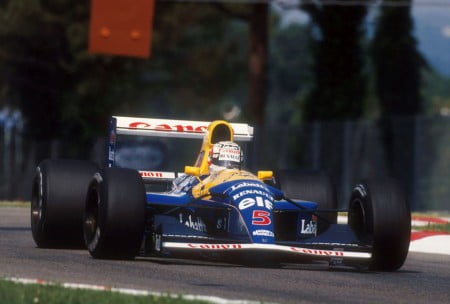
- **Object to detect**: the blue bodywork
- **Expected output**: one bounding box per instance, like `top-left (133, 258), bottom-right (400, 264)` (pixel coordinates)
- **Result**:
top-left (107, 116), bottom-right (369, 264)
top-left (143, 175), bottom-right (324, 254)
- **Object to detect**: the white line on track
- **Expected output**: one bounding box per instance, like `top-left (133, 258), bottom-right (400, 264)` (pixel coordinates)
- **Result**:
top-left (409, 235), bottom-right (450, 255)
top-left (4, 277), bottom-right (270, 304)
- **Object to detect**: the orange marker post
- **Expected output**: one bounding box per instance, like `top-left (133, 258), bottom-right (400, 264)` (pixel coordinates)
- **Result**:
top-left (88, 0), bottom-right (155, 58)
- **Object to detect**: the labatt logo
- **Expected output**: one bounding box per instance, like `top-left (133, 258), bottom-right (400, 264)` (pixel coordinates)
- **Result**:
top-left (179, 214), bottom-right (207, 233)
top-left (300, 219), bottom-right (317, 235)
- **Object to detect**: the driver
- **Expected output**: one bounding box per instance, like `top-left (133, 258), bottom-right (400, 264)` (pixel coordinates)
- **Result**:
top-left (191, 141), bottom-right (256, 198)
top-left (208, 141), bottom-right (243, 174)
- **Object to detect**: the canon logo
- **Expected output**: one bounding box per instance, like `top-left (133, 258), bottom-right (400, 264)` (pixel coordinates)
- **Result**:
top-left (140, 171), bottom-right (163, 178)
top-left (129, 122), bottom-right (208, 133)
top-left (187, 244), bottom-right (242, 250)
top-left (290, 248), bottom-right (344, 256)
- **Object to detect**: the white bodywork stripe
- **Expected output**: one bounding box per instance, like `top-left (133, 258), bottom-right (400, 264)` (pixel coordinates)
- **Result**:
top-left (139, 170), bottom-right (179, 180)
top-left (114, 116), bottom-right (253, 141)
top-left (162, 242), bottom-right (372, 259)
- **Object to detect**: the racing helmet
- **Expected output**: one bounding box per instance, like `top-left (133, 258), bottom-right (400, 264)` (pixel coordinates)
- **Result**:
top-left (209, 141), bottom-right (243, 173)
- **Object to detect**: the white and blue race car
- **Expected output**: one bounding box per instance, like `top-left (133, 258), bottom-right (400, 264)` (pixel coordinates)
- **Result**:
top-left (31, 116), bottom-right (411, 271)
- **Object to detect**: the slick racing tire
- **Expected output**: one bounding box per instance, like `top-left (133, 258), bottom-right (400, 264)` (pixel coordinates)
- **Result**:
top-left (84, 168), bottom-right (146, 259)
top-left (31, 159), bottom-right (99, 248)
top-left (348, 179), bottom-right (411, 271)
top-left (274, 170), bottom-right (338, 233)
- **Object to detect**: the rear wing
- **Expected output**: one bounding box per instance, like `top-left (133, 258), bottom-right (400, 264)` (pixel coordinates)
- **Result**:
top-left (107, 116), bottom-right (254, 175)
top-left (112, 116), bottom-right (253, 141)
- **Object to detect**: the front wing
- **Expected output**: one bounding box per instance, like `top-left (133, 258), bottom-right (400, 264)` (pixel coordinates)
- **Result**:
top-left (162, 242), bottom-right (371, 260)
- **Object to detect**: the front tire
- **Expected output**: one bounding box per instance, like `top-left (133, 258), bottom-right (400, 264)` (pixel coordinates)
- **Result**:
top-left (348, 179), bottom-right (411, 271)
top-left (84, 168), bottom-right (146, 259)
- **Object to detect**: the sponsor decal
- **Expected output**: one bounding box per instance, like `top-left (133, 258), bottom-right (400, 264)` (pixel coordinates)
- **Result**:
top-left (187, 244), bottom-right (242, 249)
top-left (355, 184), bottom-right (367, 197)
top-left (302, 242), bottom-right (359, 247)
top-left (108, 150), bottom-right (115, 162)
top-left (233, 190), bottom-right (273, 202)
top-left (163, 242), bottom-right (371, 258)
top-left (216, 217), bottom-right (227, 230)
top-left (230, 182), bottom-right (267, 192)
top-left (252, 210), bottom-right (272, 226)
top-left (237, 195), bottom-right (273, 210)
top-left (252, 229), bottom-right (275, 237)
top-left (218, 153), bottom-right (240, 162)
top-left (129, 122), bottom-right (207, 133)
top-left (210, 142), bottom-right (242, 164)
top-left (219, 148), bottom-right (240, 154)
top-left (300, 219), bottom-right (317, 235)
top-left (179, 214), bottom-right (207, 233)
top-left (290, 247), bottom-right (344, 257)
top-left (140, 171), bottom-right (164, 178)
top-left (109, 130), bottom-right (116, 145)
top-left (154, 233), bottom-right (161, 252)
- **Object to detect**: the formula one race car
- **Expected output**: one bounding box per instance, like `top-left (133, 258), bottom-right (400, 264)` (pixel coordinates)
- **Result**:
top-left (31, 117), bottom-right (411, 271)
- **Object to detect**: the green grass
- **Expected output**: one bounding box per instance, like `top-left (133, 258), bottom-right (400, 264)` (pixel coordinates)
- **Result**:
top-left (0, 201), bottom-right (30, 208)
top-left (412, 223), bottom-right (450, 233)
top-left (0, 280), bottom-right (210, 304)
top-left (413, 211), bottom-right (450, 218)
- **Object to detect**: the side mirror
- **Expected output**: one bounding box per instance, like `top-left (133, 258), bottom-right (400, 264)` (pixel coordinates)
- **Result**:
top-left (184, 166), bottom-right (201, 176)
top-left (257, 170), bottom-right (273, 180)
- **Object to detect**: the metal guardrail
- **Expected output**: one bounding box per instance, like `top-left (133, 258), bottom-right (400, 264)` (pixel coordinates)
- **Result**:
top-left (1, 111), bottom-right (449, 211)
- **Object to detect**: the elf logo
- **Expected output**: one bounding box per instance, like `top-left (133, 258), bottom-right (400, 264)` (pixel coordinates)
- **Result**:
top-left (238, 196), bottom-right (273, 210)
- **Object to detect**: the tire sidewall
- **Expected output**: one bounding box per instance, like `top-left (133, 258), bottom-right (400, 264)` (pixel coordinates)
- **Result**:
top-left (84, 172), bottom-right (105, 256)
top-left (31, 164), bottom-right (47, 246)
top-left (349, 179), bottom-right (411, 271)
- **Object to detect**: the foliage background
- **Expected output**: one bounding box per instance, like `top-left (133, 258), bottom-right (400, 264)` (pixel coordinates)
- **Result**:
top-left (1, 0), bottom-right (450, 210)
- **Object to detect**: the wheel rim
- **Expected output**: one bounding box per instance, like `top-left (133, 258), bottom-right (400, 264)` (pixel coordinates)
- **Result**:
top-left (84, 185), bottom-right (100, 246)
top-left (31, 173), bottom-right (43, 228)
top-left (349, 198), bottom-right (365, 238)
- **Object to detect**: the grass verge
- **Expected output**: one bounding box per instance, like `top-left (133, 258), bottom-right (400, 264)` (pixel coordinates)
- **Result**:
top-left (0, 201), bottom-right (30, 208)
top-left (0, 280), bottom-right (209, 304)
top-left (412, 223), bottom-right (450, 233)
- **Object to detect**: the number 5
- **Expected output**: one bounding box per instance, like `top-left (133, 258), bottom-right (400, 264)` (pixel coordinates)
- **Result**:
top-left (252, 210), bottom-right (271, 225)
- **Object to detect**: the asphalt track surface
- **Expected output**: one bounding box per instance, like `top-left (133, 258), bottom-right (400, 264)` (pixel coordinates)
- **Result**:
top-left (1, 207), bottom-right (450, 304)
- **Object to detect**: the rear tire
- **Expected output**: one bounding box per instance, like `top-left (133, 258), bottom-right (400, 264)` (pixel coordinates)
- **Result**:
top-left (84, 168), bottom-right (146, 259)
top-left (274, 170), bottom-right (338, 233)
top-left (31, 159), bottom-right (98, 248)
top-left (348, 179), bottom-right (411, 271)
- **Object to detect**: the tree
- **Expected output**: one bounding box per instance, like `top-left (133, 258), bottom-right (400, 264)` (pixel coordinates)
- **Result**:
top-left (371, 0), bottom-right (426, 208)
top-left (248, 3), bottom-right (268, 126)
top-left (0, 1), bottom-right (250, 158)
top-left (267, 22), bottom-right (311, 124)
top-left (371, 0), bottom-right (424, 117)
top-left (300, 1), bottom-right (369, 121)
top-left (0, 0), bottom-right (144, 158)
top-left (142, 2), bottom-right (249, 120)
